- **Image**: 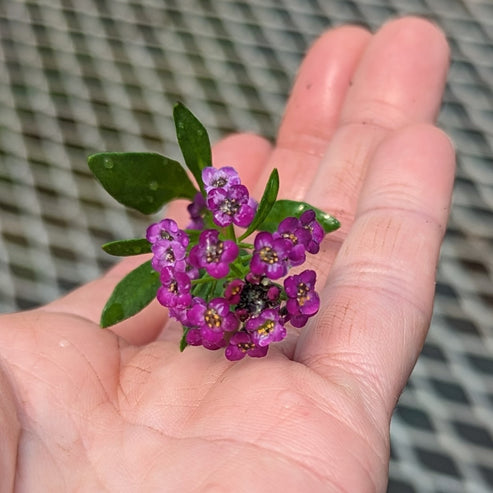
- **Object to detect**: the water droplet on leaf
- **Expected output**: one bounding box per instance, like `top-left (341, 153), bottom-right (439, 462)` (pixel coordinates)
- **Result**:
top-left (103, 158), bottom-right (114, 169)
top-left (149, 180), bottom-right (159, 191)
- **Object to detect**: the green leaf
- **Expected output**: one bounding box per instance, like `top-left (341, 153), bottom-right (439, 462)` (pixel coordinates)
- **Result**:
top-left (174, 102), bottom-right (212, 192)
top-left (180, 327), bottom-right (190, 351)
top-left (88, 152), bottom-right (197, 214)
top-left (259, 200), bottom-right (340, 234)
top-left (100, 260), bottom-right (160, 327)
top-left (102, 238), bottom-right (152, 256)
top-left (238, 168), bottom-right (279, 241)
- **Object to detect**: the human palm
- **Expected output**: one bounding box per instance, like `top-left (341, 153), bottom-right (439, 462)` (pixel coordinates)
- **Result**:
top-left (0, 18), bottom-right (455, 492)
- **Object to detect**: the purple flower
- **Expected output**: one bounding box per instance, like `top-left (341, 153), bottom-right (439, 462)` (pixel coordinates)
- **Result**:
top-left (185, 327), bottom-right (226, 350)
top-left (275, 217), bottom-right (311, 247)
top-left (181, 262), bottom-right (200, 280)
top-left (186, 192), bottom-right (206, 230)
top-left (189, 229), bottom-right (239, 278)
top-left (147, 219), bottom-right (190, 272)
top-left (207, 185), bottom-right (257, 228)
top-left (225, 331), bottom-right (269, 361)
top-left (185, 328), bottom-right (203, 346)
top-left (274, 216), bottom-right (310, 266)
top-left (184, 299), bottom-right (228, 350)
top-left (288, 243), bottom-right (306, 267)
top-left (224, 279), bottom-right (244, 305)
top-left (250, 232), bottom-right (291, 280)
top-left (151, 240), bottom-right (187, 272)
top-left (202, 166), bottom-right (241, 193)
top-left (168, 306), bottom-right (189, 325)
top-left (284, 269), bottom-right (320, 328)
top-left (146, 219), bottom-right (189, 247)
top-left (246, 308), bottom-right (286, 347)
top-left (299, 210), bottom-right (325, 254)
top-left (188, 297), bottom-right (239, 334)
top-left (156, 267), bottom-right (192, 309)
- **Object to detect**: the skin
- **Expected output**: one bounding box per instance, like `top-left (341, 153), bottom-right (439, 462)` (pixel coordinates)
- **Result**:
top-left (0, 17), bottom-right (455, 492)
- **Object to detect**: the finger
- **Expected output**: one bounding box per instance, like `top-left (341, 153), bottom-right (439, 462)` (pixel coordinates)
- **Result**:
top-left (0, 367), bottom-right (19, 492)
top-left (212, 132), bottom-right (273, 191)
top-left (253, 25), bottom-right (372, 200)
top-left (46, 133), bottom-right (272, 345)
top-left (307, 17), bottom-right (450, 260)
top-left (296, 124), bottom-right (456, 418)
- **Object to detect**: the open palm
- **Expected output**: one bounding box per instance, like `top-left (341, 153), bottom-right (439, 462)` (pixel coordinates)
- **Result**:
top-left (0, 18), bottom-right (455, 492)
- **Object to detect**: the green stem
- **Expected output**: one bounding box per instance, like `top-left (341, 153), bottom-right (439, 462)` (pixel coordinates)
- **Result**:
top-left (237, 242), bottom-right (254, 249)
top-left (223, 224), bottom-right (236, 242)
top-left (191, 275), bottom-right (214, 285)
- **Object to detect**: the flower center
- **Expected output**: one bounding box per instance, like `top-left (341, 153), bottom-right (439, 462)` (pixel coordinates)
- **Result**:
top-left (297, 282), bottom-right (309, 306)
top-left (220, 198), bottom-right (240, 216)
top-left (160, 231), bottom-right (174, 241)
top-left (169, 279), bottom-right (178, 294)
top-left (238, 341), bottom-right (255, 353)
top-left (259, 246), bottom-right (278, 264)
top-left (236, 278), bottom-right (279, 317)
top-left (281, 232), bottom-right (298, 244)
top-left (206, 240), bottom-right (224, 263)
top-left (230, 285), bottom-right (242, 296)
top-left (204, 308), bottom-right (222, 328)
top-left (165, 247), bottom-right (176, 263)
top-left (212, 177), bottom-right (227, 188)
top-left (258, 320), bottom-right (275, 336)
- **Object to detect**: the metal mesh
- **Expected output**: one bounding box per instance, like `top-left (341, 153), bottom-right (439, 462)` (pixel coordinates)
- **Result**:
top-left (1, 1), bottom-right (492, 491)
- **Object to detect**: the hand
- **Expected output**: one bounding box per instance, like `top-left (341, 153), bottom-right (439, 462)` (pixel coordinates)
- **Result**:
top-left (0, 17), bottom-right (454, 492)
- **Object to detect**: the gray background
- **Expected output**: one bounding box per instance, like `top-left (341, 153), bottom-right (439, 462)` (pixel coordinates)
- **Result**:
top-left (1, 1), bottom-right (492, 491)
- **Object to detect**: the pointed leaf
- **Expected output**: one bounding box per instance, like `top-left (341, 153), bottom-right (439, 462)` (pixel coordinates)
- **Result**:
top-left (88, 152), bottom-right (197, 214)
top-left (180, 328), bottom-right (190, 352)
top-left (102, 238), bottom-right (152, 256)
top-left (238, 168), bottom-right (279, 241)
top-left (259, 200), bottom-right (340, 234)
top-left (100, 260), bottom-right (160, 327)
top-left (174, 102), bottom-right (212, 192)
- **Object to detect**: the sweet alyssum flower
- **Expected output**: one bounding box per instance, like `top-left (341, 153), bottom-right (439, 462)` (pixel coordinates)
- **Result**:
top-left (157, 266), bottom-right (192, 309)
top-left (246, 308), bottom-right (286, 347)
top-left (189, 229), bottom-right (239, 278)
top-left (284, 269), bottom-right (320, 328)
top-left (89, 102), bottom-right (340, 362)
top-left (142, 166), bottom-right (327, 361)
top-left (207, 184), bottom-right (257, 227)
top-left (202, 166), bottom-right (240, 192)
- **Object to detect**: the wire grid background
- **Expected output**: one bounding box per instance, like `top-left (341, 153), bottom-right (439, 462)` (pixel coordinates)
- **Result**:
top-left (0, 0), bottom-right (492, 491)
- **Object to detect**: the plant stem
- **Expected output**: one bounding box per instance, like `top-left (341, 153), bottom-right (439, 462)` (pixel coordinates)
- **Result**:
top-left (237, 242), bottom-right (254, 249)
top-left (223, 224), bottom-right (236, 242)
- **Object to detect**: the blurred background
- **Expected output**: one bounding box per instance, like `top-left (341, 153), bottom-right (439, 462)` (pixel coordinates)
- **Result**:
top-left (0, 1), bottom-right (492, 491)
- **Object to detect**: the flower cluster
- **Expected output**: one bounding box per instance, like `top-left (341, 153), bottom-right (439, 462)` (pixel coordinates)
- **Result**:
top-left (147, 166), bottom-right (325, 361)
